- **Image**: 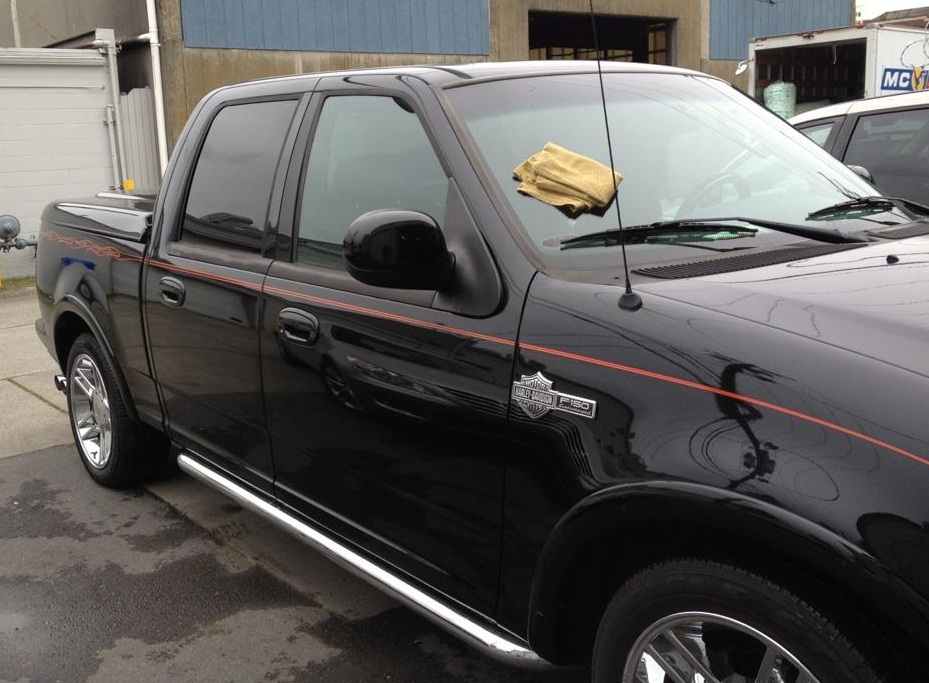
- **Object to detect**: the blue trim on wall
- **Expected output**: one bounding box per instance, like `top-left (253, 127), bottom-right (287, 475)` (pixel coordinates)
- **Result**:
top-left (710, 0), bottom-right (853, 60)
top-left (180, 0), bottom-right (490, 55)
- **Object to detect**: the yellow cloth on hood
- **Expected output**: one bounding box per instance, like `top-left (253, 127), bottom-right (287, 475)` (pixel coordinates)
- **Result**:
top-left (512, 142), bottom-right (623, 214)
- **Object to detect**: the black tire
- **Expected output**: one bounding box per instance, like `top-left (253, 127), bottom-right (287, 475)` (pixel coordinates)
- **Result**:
top-left (65, 333), bottom-right (167, 488)
top-left (592, 559), bottom-right (885, 683)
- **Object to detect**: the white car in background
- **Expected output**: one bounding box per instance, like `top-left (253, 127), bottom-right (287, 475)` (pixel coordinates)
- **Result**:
top-left (791, 90), bottom-right (929, 205)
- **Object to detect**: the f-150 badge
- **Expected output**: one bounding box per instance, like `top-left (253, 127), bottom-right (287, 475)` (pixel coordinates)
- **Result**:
top-left (512, 372), bottom-right (597, 419)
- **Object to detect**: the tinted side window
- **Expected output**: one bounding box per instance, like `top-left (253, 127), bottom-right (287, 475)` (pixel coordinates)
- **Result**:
top-left (297, 95), bottom-right (447, 268)
top-left (182, 100), bottom-right (298, 252)
top-left (844, 108), bottom-right (929, 203)
top-left (797, 121), bottom-right (836, 148)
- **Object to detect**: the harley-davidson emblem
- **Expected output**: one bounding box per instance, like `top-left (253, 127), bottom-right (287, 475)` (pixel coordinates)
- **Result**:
top-left (512, 372), bottom-right (597, 420)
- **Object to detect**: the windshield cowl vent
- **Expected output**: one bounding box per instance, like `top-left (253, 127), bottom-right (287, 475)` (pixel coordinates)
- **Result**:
top-left (634, 243), bottom-right (867, 279)
top-left (869, 222), bottom-right (929, 240)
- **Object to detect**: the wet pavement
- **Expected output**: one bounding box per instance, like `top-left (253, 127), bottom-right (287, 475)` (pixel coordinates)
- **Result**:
top-left (0, 446), bottom-right (585, 682)
top-left (0, 290), bottom-right (585, 683)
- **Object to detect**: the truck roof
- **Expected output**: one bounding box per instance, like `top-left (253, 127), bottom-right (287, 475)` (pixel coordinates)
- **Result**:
top-left (215, 59), bottom-right (705, 93)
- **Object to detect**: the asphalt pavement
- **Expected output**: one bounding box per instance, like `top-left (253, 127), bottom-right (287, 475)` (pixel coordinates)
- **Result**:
top-left (0, 288), bottom-right (585, 682)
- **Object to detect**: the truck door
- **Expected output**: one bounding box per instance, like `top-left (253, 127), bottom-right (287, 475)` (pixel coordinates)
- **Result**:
top-left (143, 94), bottom-right (303, 493)
top-left (259, 76), bottom-right (521, 612)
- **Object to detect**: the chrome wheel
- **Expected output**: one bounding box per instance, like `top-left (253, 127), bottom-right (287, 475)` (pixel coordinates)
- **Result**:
top-left (69, 352), bottom-right (112, 469)
top-left (623, 612), bottom-right (820, 683)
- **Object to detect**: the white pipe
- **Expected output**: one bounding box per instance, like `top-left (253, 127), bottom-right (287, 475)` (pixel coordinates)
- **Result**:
top-left (10, 0), bottom-right (20, 47)
top-left (145, 0), bottom-right (169, 176)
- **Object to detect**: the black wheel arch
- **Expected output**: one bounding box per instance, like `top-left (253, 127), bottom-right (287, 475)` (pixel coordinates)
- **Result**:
top-left (53, 298), bottom-right (139, 424)
top-left (527, 481), bottom-right (929, 672)
top-left (53, 296), bottom-right (116, 370)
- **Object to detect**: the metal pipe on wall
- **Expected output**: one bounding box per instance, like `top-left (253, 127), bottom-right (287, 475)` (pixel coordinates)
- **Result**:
top-left (97, 30), bottom-right (128, 188)
top-left (65, 30), bottom-right (127, 188)
top-left (145, 0), bottom-right (169, 176)
top-left (9, 0), bottom-right (20, 47)
top-left (104, 104), bottom-right (121, 190)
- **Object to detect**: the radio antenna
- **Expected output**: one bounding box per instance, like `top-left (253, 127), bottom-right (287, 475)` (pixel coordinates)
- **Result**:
top-left (588, 0), bottom-right (642, 311)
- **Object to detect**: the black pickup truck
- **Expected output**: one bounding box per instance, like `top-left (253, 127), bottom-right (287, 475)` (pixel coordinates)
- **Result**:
top-left (35, 61), bottom-right (929, 682)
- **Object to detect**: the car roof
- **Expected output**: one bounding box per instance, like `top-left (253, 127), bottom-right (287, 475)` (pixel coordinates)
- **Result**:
top-left (415, 60), bottom-right (701, 85)
top-left (790, 90), bottom-right (929, 124)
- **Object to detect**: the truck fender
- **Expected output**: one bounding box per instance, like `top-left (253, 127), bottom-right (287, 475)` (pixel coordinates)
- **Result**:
top-left (51, 294), bottom-right (140, 424)
top-left (526, 480), bottom-right (929, 663)
top-left (53, 294), bottom-right (117, 365)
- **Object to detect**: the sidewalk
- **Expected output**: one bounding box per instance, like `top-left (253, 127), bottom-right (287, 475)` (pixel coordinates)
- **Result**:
top-left (0, 247), bottom-right (37, 281)
top-left (0, 288), bottom-right (71, 459)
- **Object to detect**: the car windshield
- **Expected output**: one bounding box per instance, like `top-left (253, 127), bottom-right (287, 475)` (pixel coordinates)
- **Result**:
top-left (443, 72), bottom-right (902, 271)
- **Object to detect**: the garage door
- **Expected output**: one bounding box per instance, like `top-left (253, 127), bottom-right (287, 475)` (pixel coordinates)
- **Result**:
top-left (0, 48), bottom-right (115, 279)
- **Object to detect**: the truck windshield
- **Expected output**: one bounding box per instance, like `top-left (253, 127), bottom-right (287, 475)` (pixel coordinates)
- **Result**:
top-left (443, 72), bottom-right (898, 270)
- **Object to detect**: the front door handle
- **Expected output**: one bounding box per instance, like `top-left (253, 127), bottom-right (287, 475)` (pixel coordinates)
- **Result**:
top-left (278, 308), bottom-right (319, 346)
top-left (159, 276), bottom-right (186, 307)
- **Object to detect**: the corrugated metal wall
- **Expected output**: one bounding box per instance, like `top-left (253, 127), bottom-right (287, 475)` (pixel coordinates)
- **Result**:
top-left (179, 0), bottom-right (490, 55)
top-left (710, 0), bottom-right (854, 60)
top-left (120, 88), bottom-right (160, 191)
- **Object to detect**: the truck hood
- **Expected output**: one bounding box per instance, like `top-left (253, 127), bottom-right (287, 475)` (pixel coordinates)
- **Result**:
top-left (643, 236), bottom-right (929, 377)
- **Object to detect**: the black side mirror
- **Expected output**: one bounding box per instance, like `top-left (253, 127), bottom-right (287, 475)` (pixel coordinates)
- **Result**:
top-left (344, 210), bottom-right (455, 290)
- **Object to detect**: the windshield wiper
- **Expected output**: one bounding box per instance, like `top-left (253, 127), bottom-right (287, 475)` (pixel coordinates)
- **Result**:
top-left (560, 217), bottom-right (867, 250)
top-left (560, 223), bottom-right (757, 250)
top-left (807, 195), bottom-right (929, 220)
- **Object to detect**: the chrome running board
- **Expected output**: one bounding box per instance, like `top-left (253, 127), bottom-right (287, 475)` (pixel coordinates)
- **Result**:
top-left (177, 453), bottom-right (552, 669)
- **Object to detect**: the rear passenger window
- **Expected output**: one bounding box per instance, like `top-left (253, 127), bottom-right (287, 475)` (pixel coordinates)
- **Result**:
top-left (296, 95), bottom-right (447, 269)
top-left (797, 121), bottom-right (836, 148)
top-left (844, 108), bottom-right (929, 203)
top-left (181, 100), bottom-right (298, 252)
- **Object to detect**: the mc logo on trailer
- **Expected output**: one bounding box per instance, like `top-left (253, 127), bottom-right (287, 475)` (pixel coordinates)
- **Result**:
top-left (882, 66), bottom-right (929, 92)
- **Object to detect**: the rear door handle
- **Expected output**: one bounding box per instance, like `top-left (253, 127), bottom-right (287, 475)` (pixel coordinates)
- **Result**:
top-left (159, 276), bottom-right (186, 307)
top-left (278, 308), bottom-right (319, 346)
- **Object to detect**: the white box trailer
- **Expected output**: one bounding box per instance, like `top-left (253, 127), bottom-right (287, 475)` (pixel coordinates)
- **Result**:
top-left (747, 21), bottom-right (929, 111)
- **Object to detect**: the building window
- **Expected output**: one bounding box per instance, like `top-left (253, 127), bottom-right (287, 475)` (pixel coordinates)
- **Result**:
top-left (648, 23), bottom-right (670, 64)
top-left (528, 11), bottom-right (672, 65)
